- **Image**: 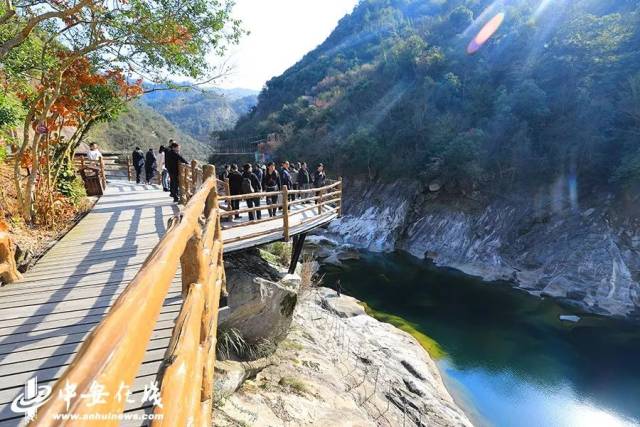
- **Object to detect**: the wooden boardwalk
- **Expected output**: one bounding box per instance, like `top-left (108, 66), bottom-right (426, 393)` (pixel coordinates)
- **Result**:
top-left (0, 180), bottom-right (338, 426)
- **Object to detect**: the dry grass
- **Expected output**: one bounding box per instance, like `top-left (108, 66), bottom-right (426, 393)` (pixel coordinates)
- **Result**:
top-left (298, 253), bottom-right (320, 301)
top-left (0, 162), bottom-right (93, 269)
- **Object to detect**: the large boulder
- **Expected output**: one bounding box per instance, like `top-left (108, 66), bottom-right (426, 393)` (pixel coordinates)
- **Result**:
top-left (220, 276), bottom-right (299, 346)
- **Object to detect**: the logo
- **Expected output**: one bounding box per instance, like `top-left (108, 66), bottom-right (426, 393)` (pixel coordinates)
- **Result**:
top-left (11, 377), bottom-right (52, 421)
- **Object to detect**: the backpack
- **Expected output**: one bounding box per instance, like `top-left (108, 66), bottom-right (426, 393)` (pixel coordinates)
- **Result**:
top-left (241, 176), bottom-right (254, 194)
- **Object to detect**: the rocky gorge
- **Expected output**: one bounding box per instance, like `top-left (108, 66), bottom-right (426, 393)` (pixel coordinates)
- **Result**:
top-left (325, 178), bottom-right (640, 321)
top-left (212, 249), bottom-right (471, 426)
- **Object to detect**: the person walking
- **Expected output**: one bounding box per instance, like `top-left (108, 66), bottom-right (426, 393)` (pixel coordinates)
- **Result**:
top-left (242, 163), bottom-right (262, 221)
top-left (164, 142), bottom-right (188, 203)
top-left (228, 164), bottom-right (243, 219)
top-left (145, 148), bottom-right (157, 184)
top-left (262, 162), bottom-right (280, 217)
top-left (132, 147), bottom-right (145, 184)
top-left (158, 145), bottom-right (170, 191)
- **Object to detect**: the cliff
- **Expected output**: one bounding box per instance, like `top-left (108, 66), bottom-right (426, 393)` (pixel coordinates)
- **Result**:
top-left (327, 179), bottom-right (640, 321)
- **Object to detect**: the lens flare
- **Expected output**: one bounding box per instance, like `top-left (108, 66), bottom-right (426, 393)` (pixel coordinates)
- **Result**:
top-left (467, 12), bottom-right (505, 54)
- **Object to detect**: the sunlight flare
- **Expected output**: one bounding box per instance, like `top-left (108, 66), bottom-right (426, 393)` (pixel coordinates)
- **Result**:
top-left (467, 12), bottom-right (505, 54)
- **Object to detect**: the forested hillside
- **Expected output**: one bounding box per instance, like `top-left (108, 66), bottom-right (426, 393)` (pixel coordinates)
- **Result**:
top-left (89, 101), bottom-right (212, 161)
top-left (233, 0), bottom-right (640, 194)
top-left (142, 87), bottom-right (257, 142)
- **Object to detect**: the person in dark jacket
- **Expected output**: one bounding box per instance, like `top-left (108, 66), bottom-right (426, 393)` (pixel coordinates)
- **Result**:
top-left (253, 163), bottom-right (263, 182)
top-left (164, 142), bottom-right (188, 202)
top-left (145, 148), bottom-right (157, 184)
top-left (228, 164), bottom-right (243, 219)
top-left (262, 162), bottom-right (280, 217)
top-left (313, 163), bottom-right (326, 188)
top-left (297, 162), bottom-right (311, 200)
top-left (132, 147), bottom-right (145, 184)
top-left (218, 165), bottom-right (230, 181)
top-left (280, 161), bottom-right (294, 205)
top-left (242, 164), bottom-right (262, 221)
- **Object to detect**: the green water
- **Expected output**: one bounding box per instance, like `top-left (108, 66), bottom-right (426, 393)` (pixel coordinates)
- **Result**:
top-left (320, 251), bottom-right (640, 427)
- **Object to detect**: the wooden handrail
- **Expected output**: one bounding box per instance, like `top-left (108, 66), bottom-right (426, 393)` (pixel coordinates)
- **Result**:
top-left (33, 162), bottom-right (342, 424)
top-left (31, 166), bottom-right (225, 427)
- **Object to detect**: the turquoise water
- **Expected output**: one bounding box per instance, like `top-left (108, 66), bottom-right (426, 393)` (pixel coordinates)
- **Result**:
top-left (320, 251), bottom-right (640, 427)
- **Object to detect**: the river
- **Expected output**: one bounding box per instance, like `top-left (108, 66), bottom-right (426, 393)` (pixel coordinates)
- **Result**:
top-left (320, 251), bottom-right (640, 427)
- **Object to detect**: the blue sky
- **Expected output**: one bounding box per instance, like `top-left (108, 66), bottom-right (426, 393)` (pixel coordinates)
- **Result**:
top-left (214, 0), bottom-right (358, 90)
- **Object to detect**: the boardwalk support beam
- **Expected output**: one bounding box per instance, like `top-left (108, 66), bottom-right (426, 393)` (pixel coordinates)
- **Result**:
top-left (288, 232), bottom-right (307, 274)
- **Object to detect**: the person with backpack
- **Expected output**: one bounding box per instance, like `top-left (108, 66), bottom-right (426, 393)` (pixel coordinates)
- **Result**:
top-left (132, 147), bottom-right (145, 184)
top-left (262, 162), bottom-right (280, 217)
top-left (242, 163), bottom-right (262, 221)
top-left (228, 164), bottom-right (243, 219)
top-left (145, 148), bottom-right (157, 184)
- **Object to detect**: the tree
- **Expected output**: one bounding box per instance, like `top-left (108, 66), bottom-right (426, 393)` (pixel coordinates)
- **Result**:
top-left (2, 0), bottom-right (244, 222)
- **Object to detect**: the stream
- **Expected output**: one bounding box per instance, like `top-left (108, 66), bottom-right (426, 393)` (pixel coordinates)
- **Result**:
top-left (320, 251), bottom-right (640, 427)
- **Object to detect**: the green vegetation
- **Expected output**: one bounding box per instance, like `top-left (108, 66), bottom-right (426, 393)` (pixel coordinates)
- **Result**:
top-left (260, 242), bottom-right (292, 266)
top-left (89, 101), bottom-right (212, 162)
top-left (278, 376), bottom-right (309, 395)
top-left (359, 301), bottom-right (446, 360)
top-left (232, 0), bottom-right (640, 193)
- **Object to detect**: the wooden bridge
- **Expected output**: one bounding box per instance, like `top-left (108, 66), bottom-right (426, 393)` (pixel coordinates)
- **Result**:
top-left (0, 160), bottom-right (341, 426)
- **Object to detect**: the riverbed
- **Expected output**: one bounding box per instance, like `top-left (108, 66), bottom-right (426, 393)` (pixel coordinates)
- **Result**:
top-left (320, 251), bottom-right (640, 427)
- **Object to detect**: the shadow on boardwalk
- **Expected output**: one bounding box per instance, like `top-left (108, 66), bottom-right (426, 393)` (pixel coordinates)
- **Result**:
top-left (0, 182), bottom-right (178, 423)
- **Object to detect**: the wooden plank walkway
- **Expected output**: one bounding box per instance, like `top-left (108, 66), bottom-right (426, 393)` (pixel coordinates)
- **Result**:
top-left (0, 180), bottom-right (337, 426)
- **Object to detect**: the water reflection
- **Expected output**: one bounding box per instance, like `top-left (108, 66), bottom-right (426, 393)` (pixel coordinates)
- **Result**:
top-left (321, 251), bottom-right (640, 426)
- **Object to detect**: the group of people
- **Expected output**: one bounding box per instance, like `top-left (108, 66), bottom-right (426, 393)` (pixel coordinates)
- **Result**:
top-left (218, 161), bottom-right (327, 221)
top-left (132, 140), bottom-right (189, 203)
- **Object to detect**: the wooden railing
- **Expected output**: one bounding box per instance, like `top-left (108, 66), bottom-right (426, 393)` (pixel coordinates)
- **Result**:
top-left (32, 160), bottom-right (342, 425)
top-left (178, 162), bottom-right (342, 243)
top-left (32, 165), bottom-right (225, 426)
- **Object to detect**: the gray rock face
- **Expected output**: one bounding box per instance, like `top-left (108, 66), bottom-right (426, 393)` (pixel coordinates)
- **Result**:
top-left (319, 288), bottom-right (366, 318)
top-left (327, 179), bottom-right (640, 320)
top-left (215, 288), bottom-right (471, 427)
top-left (220, 277), bottom-right (298, 345)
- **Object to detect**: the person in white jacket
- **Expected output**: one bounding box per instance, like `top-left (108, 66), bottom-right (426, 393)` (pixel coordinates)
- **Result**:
top-left (87, 143), bottom-right (103, 161)
top-left (158, 145), bottom-right (170, 191)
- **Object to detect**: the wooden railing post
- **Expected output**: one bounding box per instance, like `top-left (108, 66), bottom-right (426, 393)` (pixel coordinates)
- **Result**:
top-left (127, 156), bottom-right (132, 182)
top-left (203, 165), bottom-right (217, 218)
top-left (282, 185), bottom-right (290, 242)
top-left (180, 163), bottom-right (188, 204)
top-left (318, 187), bottom-right (324, 215)
top-left (99, 156), bottom-right (107, 189)
top-left (80, 155), bottom-right (85, 170)
top-left (191, 160), bottom-right (199, 196)
top-left (224, 178), bottom-right (231, 210)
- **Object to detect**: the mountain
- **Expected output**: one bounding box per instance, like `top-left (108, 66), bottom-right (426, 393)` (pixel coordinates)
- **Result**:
top-left (232, 0), bottom-right (640, 194)
top-left (88, 101), bottom-right (211, 161)
top-left (141, 86), bottom-right (258, 142)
